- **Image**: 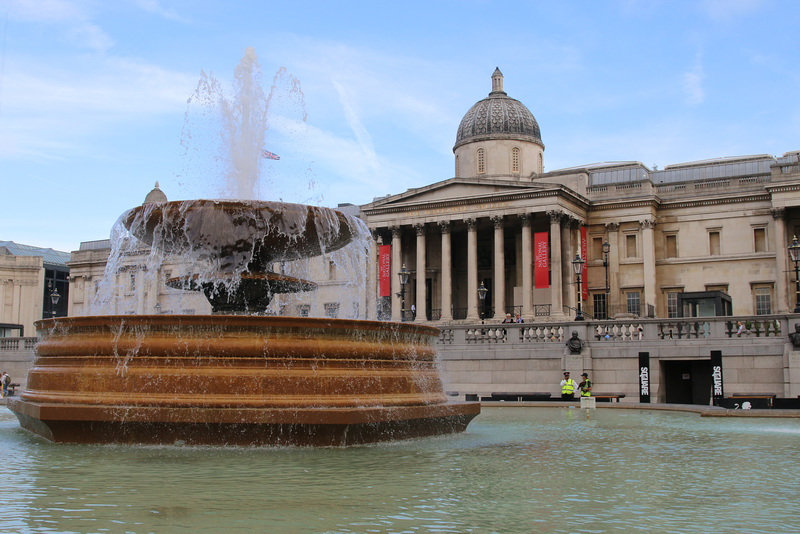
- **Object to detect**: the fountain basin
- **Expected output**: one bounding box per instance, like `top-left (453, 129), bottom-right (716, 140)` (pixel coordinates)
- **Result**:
top-left (8, 315), bottom-right (480, 446)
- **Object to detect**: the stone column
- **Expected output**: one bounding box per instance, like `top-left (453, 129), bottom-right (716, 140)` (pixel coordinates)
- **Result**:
top-left (439, 221), bottom-right (453, 322)
top-left (606, 223), bottom-right (620, 317)
top-left (492, 216), bottom-right (505, 318)
top-left (466, 218), bottom-right (479, 321)
top-left (520, 213), bottom-right (533, 318)
top-left (772, 208), bottom-right (789, 312)
top-left (390, 226), bottom-right (402, 322)
top-left (414, 223), bottom-right (426, 322)
top-left (641, 219), bottom-right (657, 316)
top-left (548, 210), bottom-right (563, 317)
top-left (563, 218), bottom-right (577, 316)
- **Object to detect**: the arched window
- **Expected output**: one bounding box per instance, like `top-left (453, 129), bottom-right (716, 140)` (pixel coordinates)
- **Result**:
top-left (511, 147), bottom-right (520, 174)
top-left (538, 153), bottom-right (544, 174)
top-left (477, 148), bottom-right (485, 175)
top-left (455, 155), bottom-right (459, 178)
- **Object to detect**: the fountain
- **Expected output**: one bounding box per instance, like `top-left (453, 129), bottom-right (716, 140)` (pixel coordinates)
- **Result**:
top-left (7, 49), bottom-right (479, 446)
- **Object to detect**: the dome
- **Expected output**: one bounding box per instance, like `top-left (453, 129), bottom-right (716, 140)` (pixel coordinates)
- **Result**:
top-left (454, 68), bottom-right (543, 151)
top-left (143, 182), bottom-right (168, 204)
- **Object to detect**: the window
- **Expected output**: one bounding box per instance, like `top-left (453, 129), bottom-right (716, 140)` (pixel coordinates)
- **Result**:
top-left (538, 153), bottom-right (543, 174)
top-left (626, 234), bottom-right (637, 258)
top-left (477, 148), bottom-right (485, 175)
top-left (593, 293), bottom-right (608, 320)
top-left (324, 302), bottom-right (339, 318)
top-left (328, 260), bottom-right (336, 280)
top-left (754, 287), bottom-right (772, 315)
top-left (754, 227), bottom-right (767, 253)
top-left (665, 234), bottom-right (677, 258)
top-left (511, 147), bottom-right (520, 174)
top-left (297, 304), bottom-right (310, 317)
top-left (130, 273), bottom-right (136, 292)
top-left (709, 231), bottom-right (721, 255)
top-left (667, 292), bottom-right (680, 318)
top-left (592, 237), bottom-right (603, 261)
top-left (627, 291), bottom-right (641, 316)
top-left (455, 155), bottom-right (459, 178)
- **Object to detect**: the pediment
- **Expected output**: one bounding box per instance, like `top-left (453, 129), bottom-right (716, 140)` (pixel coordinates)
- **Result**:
top-left (365, 177), bottom-right (557, 211)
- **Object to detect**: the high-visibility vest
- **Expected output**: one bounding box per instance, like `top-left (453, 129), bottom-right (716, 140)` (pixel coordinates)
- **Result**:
top-left (562, 379), bottom-right (576, 395)
top-left (580, 379), bottom-right (592, 397)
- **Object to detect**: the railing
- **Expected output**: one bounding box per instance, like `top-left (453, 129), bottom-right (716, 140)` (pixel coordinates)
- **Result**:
top-left (436, 315), bottom-right (790, 345)
top-left (0, 338), bottom-right (37, 351)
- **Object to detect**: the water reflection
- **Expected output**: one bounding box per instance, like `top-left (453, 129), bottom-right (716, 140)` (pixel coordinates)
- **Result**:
top-left (2, 407), bottom-right (799, 533)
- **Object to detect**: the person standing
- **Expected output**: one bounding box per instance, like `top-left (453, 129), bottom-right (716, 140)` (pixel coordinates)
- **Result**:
top-left (560, 372), bottom-right (578, 400)
top-left (579, 372), bottom-right (592, 397)
top-left (1, 371), bottom-right (9, 398)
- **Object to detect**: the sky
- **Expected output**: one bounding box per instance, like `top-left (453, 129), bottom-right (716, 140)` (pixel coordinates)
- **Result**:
top-left (1, 0), bottom-right (799, 253)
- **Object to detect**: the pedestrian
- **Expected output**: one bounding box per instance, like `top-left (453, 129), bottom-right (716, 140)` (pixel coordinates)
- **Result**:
top-left (560, 371), bottom-right (578, 400)
top-left (411, 303), bottom-right (416, 319)
top-left (515, 313), bottom-right (524, 323)
top-left (579, 372), bottom-right (592, 397)
top-left (1, 371), bottom-right (9, 398)
top-left (737, 321), bottom-right (745, 337)
top-left (501, 313), bottom-right (514, 323)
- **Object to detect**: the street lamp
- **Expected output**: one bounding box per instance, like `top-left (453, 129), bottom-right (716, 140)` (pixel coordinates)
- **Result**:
top-left (397, 264), bottom-right (410, 321)
top-left (477, 281), bottom-right (488, 324)
top-left (571, 252), bottom-right (585, 321)
top-left (49, 282), bottom-right (61, 318)
top-left (789, 236), bottom-right (800, 313)
top-left (602, 239), bottom-right (611, 319)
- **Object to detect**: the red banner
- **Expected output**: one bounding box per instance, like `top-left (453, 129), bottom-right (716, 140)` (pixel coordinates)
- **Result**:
top-left (534, 232), bottom-right (549, 288)
top-left (580, 226), bottom-right (588, 301)
top-left (379, 245), bottom-right (391, 297)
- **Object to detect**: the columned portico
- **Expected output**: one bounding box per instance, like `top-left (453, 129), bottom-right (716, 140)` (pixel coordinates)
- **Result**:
top-left (439, 221), bottom-right (453, 322)
top-left (466, 218), bottom-right (479, 321)
top-left (641, 219), bottom-right (657, 314)
top-left (520, 213), bottom-right (533, 319)
top-left (772, 208), bottom-right (789, 312)
top-left (549, 210), bottom-right (563, 317)
top-left (390, 226), bottom-right (402, 321)
top-left (414, 223), bottom-right (426, 321)
top-left (493, 216), bottom-right (505, 318)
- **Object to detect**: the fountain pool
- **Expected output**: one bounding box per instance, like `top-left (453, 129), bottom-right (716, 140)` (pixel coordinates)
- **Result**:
top-left (2, 406), bottom-right (799, 534)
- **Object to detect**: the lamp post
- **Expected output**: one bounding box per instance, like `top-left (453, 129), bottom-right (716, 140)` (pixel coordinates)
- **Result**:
top-left (572, 253), bottom-right (585, 321)
top-left (49, 282), bottom-right (61, 318)
top-left (602, 239), bottom-right (611, 319)
top-left (789, 236), bottom-right (800, 313)
top-left (397, 263), bottom-right (410, 321)
top-left (477, 281), bottom-right (488, 324)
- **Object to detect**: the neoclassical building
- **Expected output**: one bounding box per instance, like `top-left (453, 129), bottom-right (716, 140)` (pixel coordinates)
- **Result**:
top-left (362, 68), bottom-right (800, 324)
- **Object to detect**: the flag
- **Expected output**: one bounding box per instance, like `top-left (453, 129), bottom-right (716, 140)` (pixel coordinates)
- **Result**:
top-left (261, 149), bottom-right (280, 160)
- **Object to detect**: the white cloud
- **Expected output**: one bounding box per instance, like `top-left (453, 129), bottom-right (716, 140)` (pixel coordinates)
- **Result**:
top-left (131, 0), bottom-right (191, 23)
top-left (683, 52), bottom-right (705, 105)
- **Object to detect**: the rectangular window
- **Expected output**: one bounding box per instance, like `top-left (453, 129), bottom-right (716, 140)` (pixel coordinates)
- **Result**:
top-left (665, 235), bottom-right (677, 258)
top-left (324, 302), bottom-right (339, 319)
top-left (297, 304), bottom-right (310, 317)
top-left (626, 234), bottom-right (637, 258)
top-left (627, 291), bottom-right (641, 316)
top-left (755, 287), bottom-right (771, 315)
top-left (328, 260), bottom-right (337, 280)
top-left (593, 293), bottom-right (607, 320)
top-left (667, 292), bottom-right (679, 318)
top-left (754, 228), bottom-right (767, 253)
top-left (709, 231), bottom-right (721, 255)
top-left (592, 237), bottom-right (603, 261)
top-left (130, 273), bottom-right (136, 292)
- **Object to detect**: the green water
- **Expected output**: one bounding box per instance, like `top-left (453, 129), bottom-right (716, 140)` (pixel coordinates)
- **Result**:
top-left (1, 406), bottom-right (799, 534)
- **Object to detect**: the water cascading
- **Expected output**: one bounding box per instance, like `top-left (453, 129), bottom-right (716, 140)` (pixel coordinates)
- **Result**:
top-left (8, 48), bottom-right (480, 445)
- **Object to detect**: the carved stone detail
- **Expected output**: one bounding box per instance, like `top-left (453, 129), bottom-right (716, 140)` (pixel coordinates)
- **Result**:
top-left (640, 219), bottom-right (657, 230)
top-left (491, 215), bottom-right (504, 229)
top-left (438, 220), bottom-right (451, 234)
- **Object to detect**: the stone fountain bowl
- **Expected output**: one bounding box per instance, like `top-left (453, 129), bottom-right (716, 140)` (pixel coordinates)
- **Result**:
top-left (8, 315), bottom-right (480, 446)
top-left (121, 199), bottom-right (363, 272)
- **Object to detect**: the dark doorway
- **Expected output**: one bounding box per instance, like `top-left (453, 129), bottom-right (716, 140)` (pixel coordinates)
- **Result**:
top-left (663, 360), bottom-right (713, 405)
top-left (425, 278), bottom-right (433, 321)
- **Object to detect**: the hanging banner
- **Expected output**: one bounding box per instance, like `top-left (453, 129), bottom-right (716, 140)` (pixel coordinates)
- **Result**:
top-left (639, 352), bottom-right (651, 403)
top-left (580, 226), bottom-right (588, 300)
top-left (534, 232), bottom-right (549, 288)
top-left (710, 350), bottom-right (724, 404)
top-left (378, 245), bottom-right (391, 297)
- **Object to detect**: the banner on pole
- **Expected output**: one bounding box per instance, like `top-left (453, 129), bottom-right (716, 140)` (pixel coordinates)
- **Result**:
top-left (534, 232), bottom-right (549, 288)
top-left (378, 245), bottom-right (391, 297)
top-left (580, 226), bottom-right (588, 300)
top-left (639, 352), bottom-right (651, 403)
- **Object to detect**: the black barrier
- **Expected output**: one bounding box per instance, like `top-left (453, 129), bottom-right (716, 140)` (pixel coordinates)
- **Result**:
top-left (639, 352), bottom-right (650, 403)
top-left (711, 350), bottom-right (724, 404)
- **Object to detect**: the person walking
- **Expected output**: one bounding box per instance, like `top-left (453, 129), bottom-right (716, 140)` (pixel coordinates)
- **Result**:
top-left (560, 372), bottom-right (578, 400)
top-left (579, 372), bottom-right (592, 397)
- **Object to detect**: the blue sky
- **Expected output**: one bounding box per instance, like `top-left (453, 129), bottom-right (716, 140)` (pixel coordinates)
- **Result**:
top-left (1, 0), bottom-right (799, 253)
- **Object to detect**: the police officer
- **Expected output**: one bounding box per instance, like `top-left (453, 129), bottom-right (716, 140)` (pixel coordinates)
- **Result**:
top-left (579, 372), bottom-right (592, 397)
top-left (560, 372), bottom-right (578, 400)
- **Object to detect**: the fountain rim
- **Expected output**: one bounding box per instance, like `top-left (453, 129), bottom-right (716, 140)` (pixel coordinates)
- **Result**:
top-left (34, 315), bottom-right (441, 337)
